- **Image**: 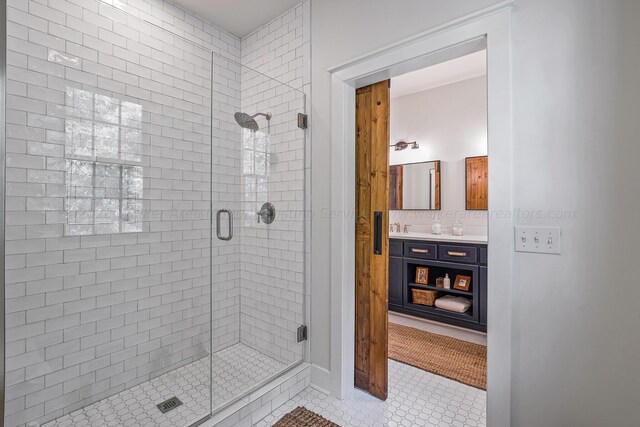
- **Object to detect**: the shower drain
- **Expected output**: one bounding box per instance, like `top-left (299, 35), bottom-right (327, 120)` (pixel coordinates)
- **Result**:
top-left (156, 397), bottom-right (183, 414)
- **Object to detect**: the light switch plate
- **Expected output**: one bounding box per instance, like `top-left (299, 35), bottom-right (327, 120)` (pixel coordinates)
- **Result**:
top-left (514, 226), bottom-right (562, 254)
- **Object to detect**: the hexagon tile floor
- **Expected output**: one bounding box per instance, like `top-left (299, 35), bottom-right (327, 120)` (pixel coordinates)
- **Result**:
top-left (256, 359), bottom-right (486, 427)
top-left (43, 348), bottom-right (485, 427)
top-left (43, 343), bottom-right (286, 427)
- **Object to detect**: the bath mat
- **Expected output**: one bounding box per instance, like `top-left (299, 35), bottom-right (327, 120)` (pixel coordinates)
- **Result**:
top-left (388, 322), bottom-right (487, 390)
top-left (273, 406), bottom-right (340, 426)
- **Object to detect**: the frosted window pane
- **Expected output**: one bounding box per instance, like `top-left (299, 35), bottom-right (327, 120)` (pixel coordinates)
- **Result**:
top-left (95, 94), bottom-right (120, 124)
top-left (64, 88), bottom-right (145, 236)
top-left (94, 123), bottom-right (119, 159)
top-left (121, 101), bottom-right (143, 128)
top-left (66, 120), bottom-right (93, 158)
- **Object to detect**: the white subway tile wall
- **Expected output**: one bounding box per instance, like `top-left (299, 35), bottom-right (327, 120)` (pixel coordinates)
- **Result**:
top-left (4, 0), bottom-right (243, 425)
top-left (237, 2), bottom-right (308, 365)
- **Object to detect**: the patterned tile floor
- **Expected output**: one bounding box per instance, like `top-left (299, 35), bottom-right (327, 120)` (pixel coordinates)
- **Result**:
top-left (257, 360), bottom-right (486, 427)
top-left (43, 343), bottom-right (286, 427)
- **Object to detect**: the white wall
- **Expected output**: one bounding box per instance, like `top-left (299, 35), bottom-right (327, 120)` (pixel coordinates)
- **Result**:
top-left (311, 0), bottom-right (640, 425)
top-left (389, 76), bottom-right (488, 236)
top-left (510, 0), bottom-right (640, 425)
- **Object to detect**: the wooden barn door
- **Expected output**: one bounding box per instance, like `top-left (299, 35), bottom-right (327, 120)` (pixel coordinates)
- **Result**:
top-left (354, 80), bottom-right (390, 400)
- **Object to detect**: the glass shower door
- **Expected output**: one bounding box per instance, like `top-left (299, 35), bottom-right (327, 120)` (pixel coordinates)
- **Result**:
top-left (210, 54), bottom-right (307, 412)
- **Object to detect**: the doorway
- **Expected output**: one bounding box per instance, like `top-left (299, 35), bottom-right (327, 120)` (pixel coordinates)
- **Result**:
top-left (330, 8), bottom-right (513, 426)
top-left (386, 50), bottom-right (488, 391)
top-left (355, 49), bottom-right (489, 408)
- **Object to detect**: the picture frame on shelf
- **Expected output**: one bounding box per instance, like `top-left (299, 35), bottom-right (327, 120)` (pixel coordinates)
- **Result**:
top-left (453, 275), bottom-right (472, 291)
top-left (415, 267), bottom-right (429, 285)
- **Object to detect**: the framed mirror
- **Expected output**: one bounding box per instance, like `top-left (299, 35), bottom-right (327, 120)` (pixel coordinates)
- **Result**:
top-left (465, 156), bottom-right (488, 210)
top-left (389, 160), bottom-right (441, 210)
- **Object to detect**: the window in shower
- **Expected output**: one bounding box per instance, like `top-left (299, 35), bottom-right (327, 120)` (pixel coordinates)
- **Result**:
top-left (66, 160), bottom-right (144, 235)
top-left (64, 88), bottom-right (145, 235)
top-left (242, 128), bottom-right (270, 226)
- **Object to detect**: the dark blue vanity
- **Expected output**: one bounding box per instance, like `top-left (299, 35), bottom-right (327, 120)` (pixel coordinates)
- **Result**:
top-left (389, 237), bottom-right (487, 332)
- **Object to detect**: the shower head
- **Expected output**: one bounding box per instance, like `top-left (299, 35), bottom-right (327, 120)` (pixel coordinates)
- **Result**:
top-left (234, 111), bottom-right (272, 131)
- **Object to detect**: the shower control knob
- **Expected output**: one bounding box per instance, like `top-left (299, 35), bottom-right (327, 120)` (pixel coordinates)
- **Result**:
top-left (257, 202), bottom-right (276, 224)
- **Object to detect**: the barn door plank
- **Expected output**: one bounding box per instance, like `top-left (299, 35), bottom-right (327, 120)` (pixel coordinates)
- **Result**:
top-left (355, 80), bottom-right (389, 400)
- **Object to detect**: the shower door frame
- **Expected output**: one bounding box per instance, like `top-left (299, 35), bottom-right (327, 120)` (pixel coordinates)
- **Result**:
top-left (0, 0), bottom-right (6, 422)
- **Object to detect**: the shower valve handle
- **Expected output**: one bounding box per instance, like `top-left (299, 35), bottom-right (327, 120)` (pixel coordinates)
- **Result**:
top-left (257, 202), bottom-right (276, 224)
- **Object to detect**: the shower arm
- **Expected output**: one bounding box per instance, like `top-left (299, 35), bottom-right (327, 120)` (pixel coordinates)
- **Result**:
top-left (251, 112), bottom-right (272, 121)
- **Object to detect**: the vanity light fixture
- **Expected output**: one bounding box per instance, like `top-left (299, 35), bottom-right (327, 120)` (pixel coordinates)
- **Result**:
top-left (392, 140), bottom-right (419, 151)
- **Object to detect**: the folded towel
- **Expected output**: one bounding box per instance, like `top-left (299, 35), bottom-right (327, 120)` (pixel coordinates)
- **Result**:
top-left (435, 295), bottom-right (472, 313)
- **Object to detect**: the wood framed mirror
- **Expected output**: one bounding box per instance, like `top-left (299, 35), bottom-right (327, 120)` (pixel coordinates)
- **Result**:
top-left (389, 160), bottom-right (441, 210)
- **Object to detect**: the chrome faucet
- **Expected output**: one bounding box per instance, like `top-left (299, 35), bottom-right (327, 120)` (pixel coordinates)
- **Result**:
top-left (392, 222), bottom-right (401, 233)
top-left (403, 224), bottom-right (411, 233)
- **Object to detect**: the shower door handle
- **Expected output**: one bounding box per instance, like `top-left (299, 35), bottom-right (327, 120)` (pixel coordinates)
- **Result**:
top-left (216, 209), bottom-right (233, 241)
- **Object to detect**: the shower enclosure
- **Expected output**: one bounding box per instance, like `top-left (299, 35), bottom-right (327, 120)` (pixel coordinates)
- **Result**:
top-left (2, 2), bottom-right (306, 426)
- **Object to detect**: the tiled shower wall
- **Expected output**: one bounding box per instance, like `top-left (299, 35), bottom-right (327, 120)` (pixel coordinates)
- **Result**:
top-left (4, 0), bottom-right (242, 426)
top-left (238, 2), bottom-right (310, 365)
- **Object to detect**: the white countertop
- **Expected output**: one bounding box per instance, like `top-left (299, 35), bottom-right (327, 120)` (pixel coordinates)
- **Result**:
top-left (390, 232), bottom-right (488, 244)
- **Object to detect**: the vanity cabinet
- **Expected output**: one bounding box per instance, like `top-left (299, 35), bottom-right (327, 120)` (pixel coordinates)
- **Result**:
top-left (479, 266), bottom-right (488, 326)
top-left (389, 237), bottom-right (488, 332)
top-left (389, 256), bottom-right (403, 307)
top-left (389, 240), bottom-right (404, 307)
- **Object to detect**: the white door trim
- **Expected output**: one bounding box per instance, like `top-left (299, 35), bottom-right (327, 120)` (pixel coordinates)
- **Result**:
top-left (328, 4), bottom-right (514, 427)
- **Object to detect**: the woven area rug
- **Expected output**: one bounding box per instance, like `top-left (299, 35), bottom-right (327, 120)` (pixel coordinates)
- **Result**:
top-left (273, 406), bottom-right (340, 426)
top-left (388, 322), bottom-right (487, 390)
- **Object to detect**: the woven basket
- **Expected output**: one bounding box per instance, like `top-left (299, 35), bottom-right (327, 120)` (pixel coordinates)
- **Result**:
top-left (411, 288), bottom-right (439, 306)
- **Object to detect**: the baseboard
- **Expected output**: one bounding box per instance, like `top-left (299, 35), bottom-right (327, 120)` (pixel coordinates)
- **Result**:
top-left (390, 311), bottom-right (487, 336)
top-left (310, 364), bottom-right (332, 395)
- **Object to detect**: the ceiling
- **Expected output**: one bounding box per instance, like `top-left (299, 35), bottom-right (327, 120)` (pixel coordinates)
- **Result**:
top-left (172, 0), bottom-right (304, 38)
top-left (391, 50), bottom-right (487, 99)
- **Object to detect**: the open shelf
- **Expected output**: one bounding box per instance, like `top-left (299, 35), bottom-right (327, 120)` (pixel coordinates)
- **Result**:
top-left (396, 245), bottom-right (485, 330)
top-left (408, 282), bottom-right (473, 297)
top-left (404, 300), bottom-right (475, 319)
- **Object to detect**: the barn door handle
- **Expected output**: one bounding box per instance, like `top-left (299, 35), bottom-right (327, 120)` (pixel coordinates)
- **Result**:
top-left (373, 211), bottom-right (382, 255)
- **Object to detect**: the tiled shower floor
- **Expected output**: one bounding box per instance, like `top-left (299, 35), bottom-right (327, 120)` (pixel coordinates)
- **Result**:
top-left (43, 344), bottom-right (286, 427)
